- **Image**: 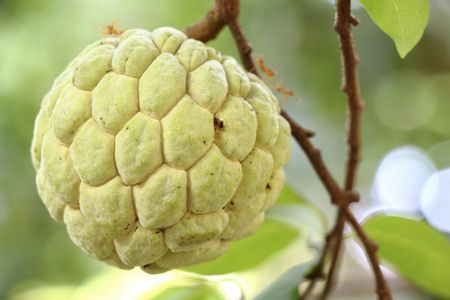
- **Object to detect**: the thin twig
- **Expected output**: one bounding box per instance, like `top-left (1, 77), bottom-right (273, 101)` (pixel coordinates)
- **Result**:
top-left (342, 206), bottom-right (391, 300)
top-left (281, 111), bottom-right (356, 207)
top-left (320, 0), bottom-right (364, 296)
top-left (186, 0), bottom-right (257, 74)
top-left (336, 0), bottom-right (363, 192)
top-left (227, 19), bottom-right (257, 74)
top-left (185, 1), bottom-right (391, 299)
top-left (299, 223), bottom-right (341, 300)
top-left (185, 1), bottom-right (226, 42)
top-left (284, 110), bottom-right (390, 300)
top-left (321, 211), bottom-right (346, 298)
top-left (320, 1), bottom-right (391, 299)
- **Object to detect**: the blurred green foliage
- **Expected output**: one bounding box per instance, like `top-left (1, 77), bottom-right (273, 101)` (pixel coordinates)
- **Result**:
top-left (183, 219), bottom-right (299, 275)
top-left (1, 0), bottom-right (450, 299)
top-left (146, 285), bottom-right (226, 300)
top-left (254, 260), bottom-right (316, 300)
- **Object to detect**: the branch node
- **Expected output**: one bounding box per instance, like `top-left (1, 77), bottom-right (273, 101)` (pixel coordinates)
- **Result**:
top-left (370, 241), bottom-right (379, 252)
top-left (350, 15), bottom-right (360, 26)
top-left (305, 129), bottom-right (316, 138)
top-left (346, 190), bottom-right (360, 203)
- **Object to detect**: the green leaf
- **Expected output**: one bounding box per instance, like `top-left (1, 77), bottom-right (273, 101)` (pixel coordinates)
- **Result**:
top-left (359, 0), bottom-right (430, 58)
top-left (277, 185), bottom-right (307, 204)
top-left (267, 204), bottom-right (325, 238)
top-left (183, 186), bottom-right (324, 276)
top-left (363, 215), bottom-right (450, 298)
top-left (268, 186), bottom-right (326, 236)
top-left (183, 219), bottom-right (299, 275)
top-left (147, 285), bottom-right (225, 300)
top-left (254, 260), bottom-right (316, 300)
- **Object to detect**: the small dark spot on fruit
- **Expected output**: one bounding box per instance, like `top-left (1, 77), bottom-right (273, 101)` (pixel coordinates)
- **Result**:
top-left (266, 184), bottom-right (272, 190)
top-left (202, 140), bottom-right (206, 145)
top-left (214, 116), bottom-right (225, 131)
top-left (143, 264), bottom-right (151, 268)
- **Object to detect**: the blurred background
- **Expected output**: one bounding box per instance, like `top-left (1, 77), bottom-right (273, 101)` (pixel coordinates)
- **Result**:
top-left (0, 0), bottom-right (449, 299)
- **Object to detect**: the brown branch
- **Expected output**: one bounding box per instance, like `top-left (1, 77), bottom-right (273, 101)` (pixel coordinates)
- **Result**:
top-left (299, 222), bottom-right (342, 300)
top-left (342, 208), bottom-right (391, 300)
top-left (281, 111), bottom-right (356, 207)
top-left (187, 0), bottom-right (258, 74)
top-left (320, 0), bottom-right (364, 296)
top-left (185, 1), bottom-right (226, 42)
top-left (227, 19), bottom-right (258, 74)
top-left (185, 1), bottom-right (391, 299)
top-left (283, 110), bottom-right (391, 300)
top-left (336, 1), bottom-right (363, 193)
top-left (321, 211), bottom-right (346, 298)
top-left (319, 1), bottom-right (391, 299)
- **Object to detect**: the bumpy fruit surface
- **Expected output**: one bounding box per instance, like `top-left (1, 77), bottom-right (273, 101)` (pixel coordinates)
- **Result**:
top-left (31, 27), bottom-right (291, 272)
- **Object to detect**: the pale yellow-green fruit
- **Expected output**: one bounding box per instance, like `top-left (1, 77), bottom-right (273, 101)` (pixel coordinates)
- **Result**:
top-left (31, 27), bottom-right (292, 272)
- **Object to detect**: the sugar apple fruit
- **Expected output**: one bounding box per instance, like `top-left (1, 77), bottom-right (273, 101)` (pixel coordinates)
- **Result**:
top-left (31, 27), bottom-right (291, 273)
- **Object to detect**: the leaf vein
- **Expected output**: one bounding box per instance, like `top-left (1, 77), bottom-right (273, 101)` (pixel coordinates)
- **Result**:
top-left (391, 0), bottom-right (406, 51)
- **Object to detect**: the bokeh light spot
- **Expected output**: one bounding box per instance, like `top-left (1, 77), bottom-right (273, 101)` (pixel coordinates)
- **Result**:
top-left (374, 146), bottom-right (435, 213)
top-left (374, 72), bottom-right (437, 130)
top-left (420, 168), bottom-right (450, 233)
